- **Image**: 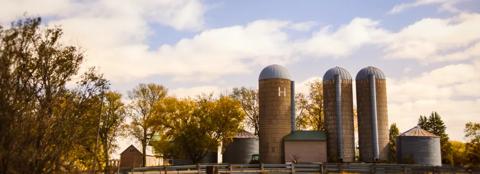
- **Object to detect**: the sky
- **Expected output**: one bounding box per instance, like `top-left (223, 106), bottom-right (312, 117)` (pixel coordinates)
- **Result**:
top-left (1, 0), bottom-right (480, 156)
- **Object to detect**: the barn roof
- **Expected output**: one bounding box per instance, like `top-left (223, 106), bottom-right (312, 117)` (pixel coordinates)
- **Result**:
top-left (120, 145), bottom-right (142, 155)
top-left (284, 131), bottom-right (327, 141)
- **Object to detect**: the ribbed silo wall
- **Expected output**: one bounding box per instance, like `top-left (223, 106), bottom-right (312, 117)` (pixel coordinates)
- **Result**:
top-left (223, 138), bottom-right (259, 164)
top-left (356, 79), bottom-right (389, 162)
top-left (259, 79), bottom-right (292, 163)
top-left (324, 79), bottom-right (355, 162)
top-left (397, 136), bottom-right (441, 166)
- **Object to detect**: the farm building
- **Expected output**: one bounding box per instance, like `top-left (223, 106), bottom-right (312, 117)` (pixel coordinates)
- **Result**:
top-left (223, 130), bottom-right (259, 164)
top-left (397, 126), bottom-right (442, 166)
top-left (283, 131), bottom-right (328, 163)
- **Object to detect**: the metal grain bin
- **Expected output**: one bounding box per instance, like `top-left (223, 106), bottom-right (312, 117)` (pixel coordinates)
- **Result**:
top-left (323, 66), bottom-right (355, 162)
top-left (223, 130), bottom-right (259, 164)
top-left (258, 64), bottom-right (293, 163)
top-left (397, 126), bottom-right (442, 166)
top-left (355, 66), bottom-right (389, 162)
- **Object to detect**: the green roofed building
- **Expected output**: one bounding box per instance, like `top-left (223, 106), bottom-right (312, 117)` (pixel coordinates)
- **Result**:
top-left (283, 131), bottom-right (327, 163)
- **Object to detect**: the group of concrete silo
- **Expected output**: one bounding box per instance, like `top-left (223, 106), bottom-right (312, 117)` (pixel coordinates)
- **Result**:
top-left (257, 64), bottom-right (441, 166)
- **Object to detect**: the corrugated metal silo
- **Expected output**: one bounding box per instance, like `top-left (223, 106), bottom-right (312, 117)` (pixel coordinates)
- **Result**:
top-left (323, 66), bottom-right (355, 162)
top-left (258, 64), bottom-right (293, 163)
top-left (355, 66), bottom-right (389, 162)
top-left (223, 130), bottom-right (259, 164)
top-left (397, 126), bottom-right (442, 166)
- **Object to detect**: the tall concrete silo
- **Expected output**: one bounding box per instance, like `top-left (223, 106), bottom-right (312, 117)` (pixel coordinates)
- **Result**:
top-left (323, 66), bottom-right (355, 162)
top-left (258, 64), bottom-right (294, 163)
top-left (223, 130), bottom-right (259, 164)
top-left (356, 66), bottom-right (389, 162)
top-left (397, 126), bottom-right (442, 166)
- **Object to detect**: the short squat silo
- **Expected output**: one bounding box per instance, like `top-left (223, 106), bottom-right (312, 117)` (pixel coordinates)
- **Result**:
top-left (356, 66), bottom-right (389, 162)
top-left (258, 64), bottom-right (294, 163)
top-left (223, 130), bottom-right (259, 164)
top-left (323, 66), bottom-right (355, 162)
top-left (397, 126), bottom-right (442, 166)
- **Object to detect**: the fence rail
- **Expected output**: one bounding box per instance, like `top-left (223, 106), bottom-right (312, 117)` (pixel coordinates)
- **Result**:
top-left (129, 163), bottom-right (479, 174)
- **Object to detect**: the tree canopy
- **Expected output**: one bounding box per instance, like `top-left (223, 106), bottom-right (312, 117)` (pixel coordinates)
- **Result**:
top-left (418, 112), bottom-right (452, 164)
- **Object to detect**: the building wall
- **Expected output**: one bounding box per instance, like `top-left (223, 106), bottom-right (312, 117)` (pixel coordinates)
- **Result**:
top-left (323, 80), bottom-right (355, 162)
top-left (146, 156), bottom-right (163, 166)
top-left (120, 147), bottom-right (143, 168)
top-left (259, 79), bottom-right (292, 163)
top-left (284, 141), bottom-right (327, 163)
top-left (397, 136), bottom-right (442, 166)
top-left (223, 138), bottom-right (259, 164)
top-left (356, 79), bottom-right (389, 162)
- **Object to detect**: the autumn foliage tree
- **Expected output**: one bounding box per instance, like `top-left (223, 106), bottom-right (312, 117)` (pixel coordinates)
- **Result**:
top-left (465, 122), bottom-right (480, 167)
top-left (230, 87), bottom-right (260, 135)
top-left (295, 80), bottom-right (325, 130)
top-left (127, 83), bottom-right (167, 167)
top-left (0, 17), bottom-right (125, 173)
top-left (151, 95), bottom-right (245, 163)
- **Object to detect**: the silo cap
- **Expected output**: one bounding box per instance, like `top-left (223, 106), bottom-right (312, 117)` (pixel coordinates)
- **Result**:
top-left (323, 66), bottom-right (352, 81)
top-left (399, 126), bottom-right (438, 137)
top-left (259, 64), bottom-right (291, 80)
top-left (356, 66), bottom-right (386, 80)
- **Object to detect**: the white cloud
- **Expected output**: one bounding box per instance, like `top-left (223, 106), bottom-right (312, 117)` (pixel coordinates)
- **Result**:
top-left (388, 60), bottom-right (480, 141)
top-left (0, 0), bottom-right (205, 31)
top-left (384, 13), bottom-right (480, 63)
top-left (153, 20), bottom-right (293, 81)
top-left (296, 18), bottom-right (390, 58)
top-left (288, 21), bottom-right (317, 31)
top-left (170, 85), bottom-right (227, 98)
top-left (388, 0), bottom-right (462, 14)
top-left (295, 76), bottom-right (322, 95)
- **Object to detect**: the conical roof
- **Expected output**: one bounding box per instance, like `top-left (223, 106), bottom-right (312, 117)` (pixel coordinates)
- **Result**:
top-left (259, 64), bottom-right (291, 80)
top-left (234, 130), bottom-right (257, 138)
top-left (399, 126), bottom-right (438, 137)
top-left (323, 66), bottom-right (352, 81)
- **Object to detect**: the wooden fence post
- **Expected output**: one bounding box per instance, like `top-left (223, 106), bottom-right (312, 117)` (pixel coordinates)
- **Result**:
top-left (290, 163), bottom-right (295, 174)
top-left (320, 164), bottom-right (324, 174)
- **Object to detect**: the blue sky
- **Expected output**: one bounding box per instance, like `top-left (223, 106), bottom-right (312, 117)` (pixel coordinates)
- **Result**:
top-left (1, 0), bottom-right (480, 154)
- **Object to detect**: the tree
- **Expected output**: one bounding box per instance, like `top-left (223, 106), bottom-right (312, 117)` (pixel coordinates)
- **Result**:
top-left (450, 141), bottom-right (467, 167)
top-left (465, 122), bottom-right (480, 167)
top-left (295, 80), bottom-right (324, 130)
top-left (417, 112), bottom-right (452, 164)
top-left (0, 17), bottom-right (94, 173)
top-left (128, 83), bottom-right (167, 167)
top-left (230, 87), bottom-right (259, 135)
top-left (152, 95), bottom-right (245, 163)
top-left (98, 91), bottom-right (126, 174)
top-left (388, 123), bottom-right (399, 163)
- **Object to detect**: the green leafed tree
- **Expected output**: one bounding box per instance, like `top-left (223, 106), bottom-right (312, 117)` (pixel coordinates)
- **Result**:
top-left (417, 112), bottom-right (452, 164)
top-left (388, 123), bottom-right (399, 163)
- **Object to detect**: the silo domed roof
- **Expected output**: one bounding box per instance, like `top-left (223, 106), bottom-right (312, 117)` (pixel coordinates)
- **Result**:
top-left (355, 66), bottom-right (386, 80)
top-left (259, 64), bottom-right (291, 80)
top-left (323, 66), bottom-right (352, 81)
